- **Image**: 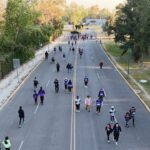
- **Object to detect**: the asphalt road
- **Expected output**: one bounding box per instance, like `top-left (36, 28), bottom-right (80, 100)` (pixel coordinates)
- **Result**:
top-left (0, 29), bottom-right (150, 150)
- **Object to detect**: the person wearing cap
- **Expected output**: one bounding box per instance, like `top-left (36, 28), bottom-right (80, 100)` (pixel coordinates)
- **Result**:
top-left (109, 106), bottom-right (116, 123)
top-left (113, 123), bottom-right (121, 145)
top-left (2, 136), bottom-right (11, 150)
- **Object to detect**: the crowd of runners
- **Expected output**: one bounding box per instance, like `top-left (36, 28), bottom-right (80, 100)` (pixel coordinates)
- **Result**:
top-left (0, 31), bottom-right (136, 149)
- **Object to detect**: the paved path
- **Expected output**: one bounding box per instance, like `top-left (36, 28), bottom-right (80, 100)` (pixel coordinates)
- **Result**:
top-left (0, 29), bottom-right (150, 150)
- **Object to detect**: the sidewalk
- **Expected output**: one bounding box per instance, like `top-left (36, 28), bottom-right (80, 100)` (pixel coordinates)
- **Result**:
top-left (0, 34), bottom-right (67, 109)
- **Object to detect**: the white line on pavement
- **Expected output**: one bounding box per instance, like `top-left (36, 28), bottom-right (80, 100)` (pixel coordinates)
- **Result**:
top-left (34, 103), bottom-right (40, 114)
top-left (18, 141), bottom-right (24, 150)
top-left (46, 79), bottom-right (51, 88)
top-left (97, 73), bottom-right (100, 79)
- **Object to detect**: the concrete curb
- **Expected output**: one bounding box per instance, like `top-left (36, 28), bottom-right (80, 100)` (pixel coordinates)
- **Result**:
top-left (100, 42), bottom-right (150, 112)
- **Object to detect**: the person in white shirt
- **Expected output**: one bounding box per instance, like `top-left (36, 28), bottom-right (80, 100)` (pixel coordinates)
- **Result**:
top-left (75, 96), bottom-right (81, 112)
top-left (109, 106), bottom-right (116, 123)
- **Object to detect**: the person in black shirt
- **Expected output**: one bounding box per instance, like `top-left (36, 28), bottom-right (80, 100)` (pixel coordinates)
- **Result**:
top-left (18, 106), bottom-right (25, 128)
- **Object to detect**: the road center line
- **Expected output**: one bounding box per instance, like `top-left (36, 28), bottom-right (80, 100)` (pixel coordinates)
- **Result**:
top-left (18, 141), bottom-right (24, 150)
top-left (34, 103), bottom-right (40, 114)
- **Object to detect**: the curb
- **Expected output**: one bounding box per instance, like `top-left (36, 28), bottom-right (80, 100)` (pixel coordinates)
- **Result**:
top-left (100, 42), bottom-right (150, 112)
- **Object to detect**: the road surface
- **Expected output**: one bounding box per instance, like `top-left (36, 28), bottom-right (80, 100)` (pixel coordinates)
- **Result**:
top-left (0, 29), bottom-right (150, 150)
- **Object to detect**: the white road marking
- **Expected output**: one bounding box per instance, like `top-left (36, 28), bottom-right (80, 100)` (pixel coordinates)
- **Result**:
top-left (18, 141), bottom-right (24, 150)
top-left (34, 103), bottom-right (40, 114)
top-left (97, 73), bottom-right (100, 79)
top-left (46, 79), bottom-right (51, 88)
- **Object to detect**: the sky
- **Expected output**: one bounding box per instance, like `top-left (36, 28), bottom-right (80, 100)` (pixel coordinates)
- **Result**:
top-left (69, 0), bottom-right (126, 10)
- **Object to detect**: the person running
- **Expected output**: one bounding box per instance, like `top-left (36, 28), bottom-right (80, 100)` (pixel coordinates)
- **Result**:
top-left (105, 124), bottom-right (113, 143)
top-left (109, 106), bottom-right (116, 124)
top-left (129, 106), bottom-right (136, 127)
top-left (84, 96), bottom-right (92, 112)
top-left (18, 106), bottom-right (24, 128)
top-left (33, 77), bottom-right (39, 89)
top-left (54, 78), bottom-right (59, 93)
top-left (124, 112), bottom-right (130, 128)
top-left (33, 90), bottom-right (38, 105)
top-left (2, 136), bottom-right (11, 150)
top-left (38, 86), bottom-right (45, 104)
top-left (56, 62), bottom-right (60, 72)
top-left (98, 88), bottom-right (106, 99)
top-left (45, 51), bottom-right (48, 59)
top-left (66, 63), bottom-right (73, 73)
top-left (96, 98), bottom-right (103, 114)
top-left (64, 78), bottom-right (68, 91)
top-left (67, 80), bottom-right (73, 93)
top-left (99, 61), bottom-right (104, 69)
top-left (113, 123), bottom-right (122, 145)
top-left (84, 76), bottom-right (88, 88)
top-left (75, 96), bottom-right (81, 112)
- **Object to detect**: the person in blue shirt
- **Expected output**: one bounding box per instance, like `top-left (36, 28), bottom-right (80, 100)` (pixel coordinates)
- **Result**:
top-left (64, 78), bottom-right (68, 90)
top-left (98, 88), bottom-right (106, 99)
top-left (96, 98), bottom-right (103, 114)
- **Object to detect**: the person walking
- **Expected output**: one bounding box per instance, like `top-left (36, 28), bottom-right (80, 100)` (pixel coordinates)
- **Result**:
top-left (64, 78), bottom-right (68, 91)
top-left (56, 62), bottom-right (60, 72)
top-left (109, 106), bottom-right (116, 124)
top-left (98, 88), bottom-right (106, 99)
top-left (75, 96), bottom-right (81, 112)
top-left (67, 80), bottom-right (73, 93)
top-left (66, 63), bottom-right (73, 73)
top-left (33, 77), bottom-right (39, 89)
top-left (38, 86), bottom-right (45, 104)
top-left (113, 123), bottom-right (122, 145)
top-left (129, 106), bottom-right (136, 127)
top-left (84, 76), bottom-right (88, 88)
top-left (2, 136), bottom-right (11, 150)
top-left (96, 98), bottom-right (103, 114)
top-left (18, 106), bottom-right (24, 128)
top-left (45, 51), bottom-right (48, 59)
top-left (124, 112), bottom-right (130, 128)
top-left (99, 61), bottom-right (104, 69)
top-left (33, 90), bottom-right (38, 105)
top-left (105, 124), bottom-right (113, 143)
top-left (84, 96), bottom-right (92, 112)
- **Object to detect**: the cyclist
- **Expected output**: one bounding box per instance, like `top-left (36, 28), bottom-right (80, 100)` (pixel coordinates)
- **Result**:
top-left (54, 78), bottom-right (59, 93)
top-left (33, 77), bottom-right (39, 89)
top-left (45, 51), bottom-right (48, 59)
top-left (64, 78), bottom-right (68, 91)
top-left (129, 106), bottom-right (136, 127)
top-left (109, 106), bottom-right (116, 124)
top-left (98, 88), bottom-right (106, 99)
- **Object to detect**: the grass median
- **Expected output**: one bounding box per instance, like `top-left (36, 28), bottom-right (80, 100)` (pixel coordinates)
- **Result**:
top-left (102, 40), bottom-right (150, 109)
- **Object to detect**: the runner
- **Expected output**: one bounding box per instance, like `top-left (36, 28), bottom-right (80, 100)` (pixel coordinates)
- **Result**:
top-left (105, 124), bottom-right (113, 143)
top-left (67, 80), bottom-right (73, 93)
top-left (98, 88), bottom-right (106, 99)
top-left (18, 106), bottom-right (24, 128)
top-left (75, 96), bottom-right (81, 112)
top-left (33, 90), bottom-right (38, 105)
top-left (66, 63), bottom-right (73, 73)
top-left (84, 96), bottom-right (92, 112)
top-left (2, 136), bottom-right (11, 150)
top-left (109, 106), bottom-right (116, 124)
top-left (96, 98), bottom-right (103, 114)
top-left (84, 76), bottom-right (88, 88)
top-left (56, 62), bottom-right (60, 72)
top-left (99, 61), bottom-right (104, 69)
top-left (64, 78), bottom-right (68, 91)
top-left (45, 51), bottom-right (48, 59)
top-left (124, 112), bottom-right (130, 128)
top-left (33, 77), bottom-right (39, 89)
top-left (38, 86), bottom-right (45, 104)
top-left (113, 123), bottom-right (122, 145)
top-left (54, 78), bottom-right (59, 93)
